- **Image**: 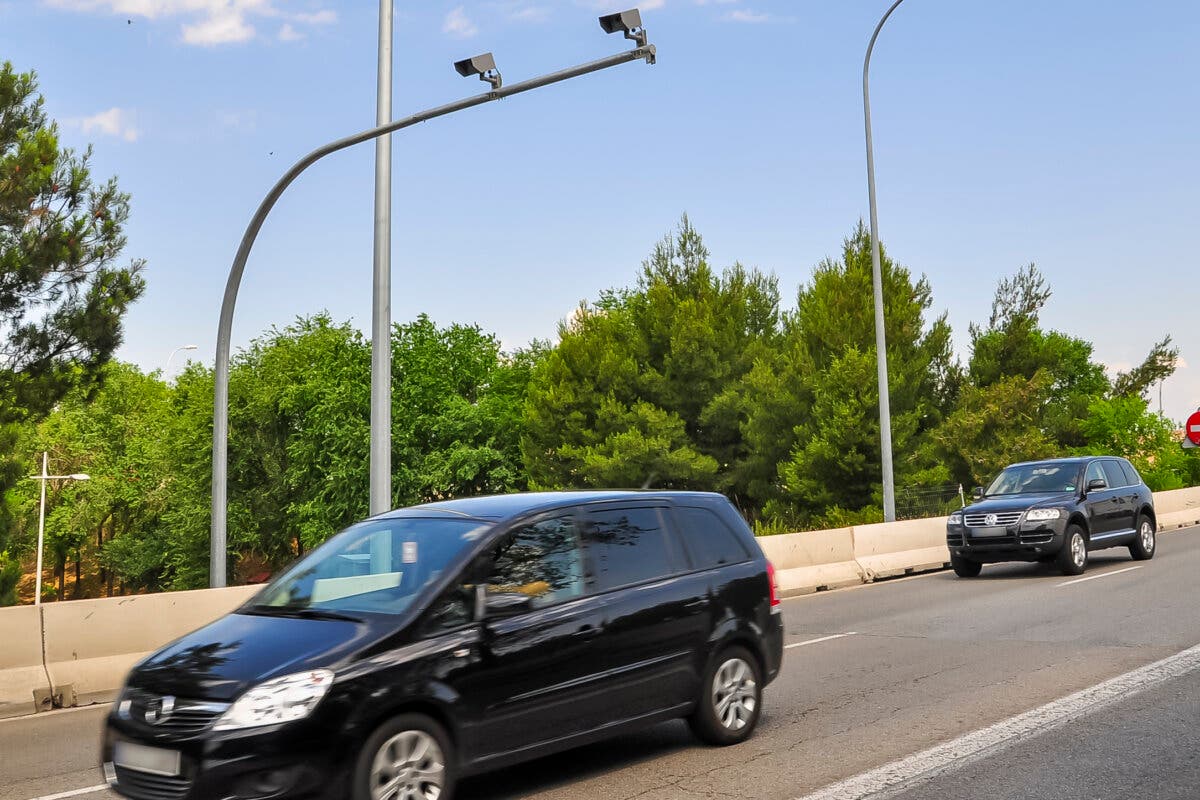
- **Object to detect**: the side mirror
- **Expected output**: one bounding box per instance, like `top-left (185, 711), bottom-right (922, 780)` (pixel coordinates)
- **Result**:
top-left (972, 487), bottom-right (985, 501)
top-left (483, 591), bottom-right (532, 620)
top-left (1086, 478), bottom-right (1107, 493)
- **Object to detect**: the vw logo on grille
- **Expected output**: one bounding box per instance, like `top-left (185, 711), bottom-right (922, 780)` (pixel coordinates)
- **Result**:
top-left (144, 695), bottom-right (175, 725)
top-left (984, 513), bottom-right (998, 527)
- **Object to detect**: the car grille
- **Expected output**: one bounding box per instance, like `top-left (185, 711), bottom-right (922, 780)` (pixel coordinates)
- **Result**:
top-left (114, 766), bottom-right (191, 800)
top-left (124, 689), bottom-right (227, 736)
top-left (964, 511), bottom-right (1023, 527)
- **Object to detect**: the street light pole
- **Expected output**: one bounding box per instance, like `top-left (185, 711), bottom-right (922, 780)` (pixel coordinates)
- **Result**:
top-left (864, 0), bottom-right (905, 523)
top-left (371, 0), bottom-right (394, 517)
top-left (210, 24), bottom-right (656, 588)
top-left (29, 453), bottom-right (90, 605)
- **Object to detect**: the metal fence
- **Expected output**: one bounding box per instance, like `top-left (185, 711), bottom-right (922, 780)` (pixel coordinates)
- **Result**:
top-left (895, 483), bottom-right (965, 521)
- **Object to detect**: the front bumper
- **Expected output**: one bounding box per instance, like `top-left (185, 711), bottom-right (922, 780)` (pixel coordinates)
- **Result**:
top-left (103, 709), bottom-right (354, 800)
top-left (946, 517), bottom-right (1068, 563)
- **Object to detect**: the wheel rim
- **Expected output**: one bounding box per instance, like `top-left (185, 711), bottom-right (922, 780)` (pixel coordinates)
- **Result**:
top-left (369, 730), bottom-right (445, 800)
top-left (1141, 521), bottom-right (1155, 553)
top-left (712, 657), bottom-right (757, 731)
top-left (1071, 532), bottom-right (1086, 568)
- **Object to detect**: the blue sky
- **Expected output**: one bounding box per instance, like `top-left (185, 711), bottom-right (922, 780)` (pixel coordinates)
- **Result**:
top-left (2, 0), bottom-right (1197, 422)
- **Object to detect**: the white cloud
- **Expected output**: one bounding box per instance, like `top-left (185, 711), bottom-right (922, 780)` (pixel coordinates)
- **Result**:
top-left (575, 0), bottom-right (663, 10)
top-left (42, 0), bottom-right (336, 46)
top-left (76, 107), bottom-right (140, 142)
top-left (725, 8), bottom-right (770, 23)
top-left (443, 6), bottom-right (478, 38)
top-left (277, 21), bottom-right (302, 41)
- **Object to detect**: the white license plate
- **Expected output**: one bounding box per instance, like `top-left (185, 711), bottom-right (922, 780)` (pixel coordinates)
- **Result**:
top-left (113, 741), bottom-right (181, 777)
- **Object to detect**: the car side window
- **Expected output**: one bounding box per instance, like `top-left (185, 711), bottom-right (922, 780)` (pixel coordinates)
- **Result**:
top-left (583, 506), bottom-right (683, 592)
top-left (1119, 460), bottom-right (1142, 487)
top-left (672, 506), bottom-right (750, 569)
top-left (1101, 460), bottom-right (1128, 488)
top-left (485, 516), bottom-right (584, 610)
top-left (1085, 461), bottom-right (1107, 488)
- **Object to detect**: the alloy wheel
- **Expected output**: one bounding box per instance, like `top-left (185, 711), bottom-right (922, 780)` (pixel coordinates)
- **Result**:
top-left (712, 656), bottom-right (757, 731)
top-left (1140, 520), bottom-right (1155, 553)
top-left (369, 730), bottom-right (445, 800)
top-left (1071, 532), bottom-right (1087, 569)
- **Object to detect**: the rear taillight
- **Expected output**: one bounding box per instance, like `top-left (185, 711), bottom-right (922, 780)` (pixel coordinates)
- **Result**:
top-left (766, 560), bottom-right (781, 608)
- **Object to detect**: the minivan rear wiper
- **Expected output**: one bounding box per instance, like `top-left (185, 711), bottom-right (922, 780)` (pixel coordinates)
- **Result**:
top-left (243, 604), bottom-right (363, 623)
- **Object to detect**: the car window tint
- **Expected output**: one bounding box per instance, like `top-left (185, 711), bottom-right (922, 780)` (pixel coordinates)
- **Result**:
top-left (673, 506), bottom-right (750, 568)
top-left (1119, 460), bottom-right (1142, 487)
top-left (1085, 461), bottom-right (1106, 487)
top-left (486, 517), bottom-right (584, 610)
top-left (1101, 460), bottom-right (1127, 488)
top-left (583, 507), bottom-right (680, 591)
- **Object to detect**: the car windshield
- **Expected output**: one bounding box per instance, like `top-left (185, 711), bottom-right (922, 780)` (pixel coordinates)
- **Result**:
top-left (249, 517), bottom-right (490, 617)
top-left (985, 463), bottom-right (1080, 496)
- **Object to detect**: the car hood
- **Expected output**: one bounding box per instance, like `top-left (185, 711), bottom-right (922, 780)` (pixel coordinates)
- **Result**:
top-left (128, 610), bottom-right (389, 701)
top-left (964, 492), bottom-right (1076, 515)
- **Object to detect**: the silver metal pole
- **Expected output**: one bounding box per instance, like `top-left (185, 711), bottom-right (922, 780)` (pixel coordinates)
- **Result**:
top-left (35, 451), bottom-right (47, 606)
top-left (209, 43), bottom-right (657, 588)
top-left (370, 0), bottom-right (394, 517)
top-left (864, 0), bottom-right (905, 523)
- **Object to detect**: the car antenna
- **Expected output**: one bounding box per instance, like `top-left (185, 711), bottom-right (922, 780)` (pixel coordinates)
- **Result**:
top-left (641, 472), bottom-right (658, 490)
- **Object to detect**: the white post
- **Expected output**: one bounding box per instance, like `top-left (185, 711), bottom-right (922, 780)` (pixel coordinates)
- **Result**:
top-left (35, 451), bottom-right (47, 606)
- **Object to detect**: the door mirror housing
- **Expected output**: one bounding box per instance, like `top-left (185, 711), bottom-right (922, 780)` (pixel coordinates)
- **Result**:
top-left (1086, 478), bottom-right (1107, 493)
top-left (483, 591), bottom-right (532, 620)
top-left (971, 487), bottom-right (985, 501)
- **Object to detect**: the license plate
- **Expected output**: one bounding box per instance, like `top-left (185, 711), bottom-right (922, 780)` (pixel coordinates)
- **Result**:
top-left (113, 741), bottom-right (181, 777)
top-left (972, 527), bottom-right (1008, 538)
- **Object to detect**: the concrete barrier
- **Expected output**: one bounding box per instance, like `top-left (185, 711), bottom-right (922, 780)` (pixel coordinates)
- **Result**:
top-left (0, 606), bottom-right (51, 719)
top-left (41, 585), bottom-right (259, 705)
top-left (757, 527), bottom-right (864, 597)
top-left (1154, 486), bottom-right (1200, 521)
top-left (852, 517), bottom-right (950, 581)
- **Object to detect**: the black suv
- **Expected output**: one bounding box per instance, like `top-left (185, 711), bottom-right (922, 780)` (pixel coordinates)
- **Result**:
top-left (946, 457), bottom-right (1157, 577)
top-left (102, 491), bottom-right (784, 800)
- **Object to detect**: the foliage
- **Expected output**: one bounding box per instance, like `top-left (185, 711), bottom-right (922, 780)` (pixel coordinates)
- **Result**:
top-left (0, 63), bottom-right (145, 553)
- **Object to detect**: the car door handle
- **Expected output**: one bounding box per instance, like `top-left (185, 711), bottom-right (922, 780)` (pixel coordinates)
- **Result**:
top-left (574, 624), bottom-right (600, 640)
top-left (452, 648), bottom-right (471, 658)
top-left (683, 599), bottom-right (706, 612)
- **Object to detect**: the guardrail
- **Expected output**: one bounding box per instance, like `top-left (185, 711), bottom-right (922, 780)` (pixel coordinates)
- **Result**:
top-left (0, 486), bottom-right (1197, 719)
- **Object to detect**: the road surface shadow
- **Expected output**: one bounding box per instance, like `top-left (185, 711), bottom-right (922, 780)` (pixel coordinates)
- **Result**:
top-left (457, 719), bottom-right (696, 799)
top-left (959, 552), bottom-right (1140, 582)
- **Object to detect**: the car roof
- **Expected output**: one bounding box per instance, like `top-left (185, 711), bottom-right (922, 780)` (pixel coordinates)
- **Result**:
top-left (375, 490), bottom-right (729, 522)
top-left (1008, 456), bottom-right (1114, 468)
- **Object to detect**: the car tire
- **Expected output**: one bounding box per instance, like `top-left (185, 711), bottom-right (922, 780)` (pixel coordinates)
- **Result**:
top-left (950, 553), bottom-right (982, 577)
top-left (353, 713), bottom-right (456, 800)
top-left (1057, 524), bottom-right (1089, 576)
top-left (1129, 515), bottom-right (1156, 561)
top-left (688, 645), bottom-right (763, 746)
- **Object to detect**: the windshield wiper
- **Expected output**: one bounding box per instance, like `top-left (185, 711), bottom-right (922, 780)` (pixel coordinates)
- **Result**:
top-left (242, 604), bottom-right (363, 623)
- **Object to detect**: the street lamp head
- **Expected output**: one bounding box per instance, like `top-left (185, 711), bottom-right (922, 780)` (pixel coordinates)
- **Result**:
top-left (68, 474), bottom-right (90, 481)
top-left (183, 344), bottom-right (198, 351)
top-left (599, 9), bottom-right (647, 46)
top-left (454, 53), bottom-right (502, 91)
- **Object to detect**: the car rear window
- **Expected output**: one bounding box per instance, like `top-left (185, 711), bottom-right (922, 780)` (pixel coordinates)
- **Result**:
top-left (1101, 460), bottom-right (1128, 488)
top-left (673, 506), bottom-right (750, 569)
top-left (1119, 460), bottom-right (1142, 487)
top-left (582, 507), bottom-right (683, 591)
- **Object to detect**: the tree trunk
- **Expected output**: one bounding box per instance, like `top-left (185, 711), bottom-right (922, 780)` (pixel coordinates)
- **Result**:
top-left (73, 551), bottom-right (83, 599)
top-left (97, 520), bottom-right (106, 588)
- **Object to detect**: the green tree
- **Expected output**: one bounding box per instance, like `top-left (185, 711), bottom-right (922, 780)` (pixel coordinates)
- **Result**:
top-left (523, 215), bottom-right (779, 498)
top-left (737, 223), bottom-right (954, 523)
top-left (0, 62), bottom-right (145, 572)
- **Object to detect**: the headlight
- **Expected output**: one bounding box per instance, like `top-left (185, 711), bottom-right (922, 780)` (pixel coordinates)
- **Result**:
top-left (948, 513), bottom-right (963, 525)
top-left (1024, 508), bottom-right (1063, 522)
top-left (213, 670), bottom-right (334, 731)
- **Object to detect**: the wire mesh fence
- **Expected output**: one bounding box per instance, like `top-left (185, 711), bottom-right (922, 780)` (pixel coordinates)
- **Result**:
top-left (895, 483), bottom-right (966, 521)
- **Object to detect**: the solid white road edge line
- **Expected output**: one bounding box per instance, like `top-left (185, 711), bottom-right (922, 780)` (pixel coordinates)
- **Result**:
top-left (0, 702), bottom-right (112, 725)
top-left (1056, 565), bottom-right (1143, 588)
top-left (23, 785), bottom-right (108, 800)
top-left (786, 633), bottom-right (858, 650)
top-left (791, 639), bottom-right (1200, 800)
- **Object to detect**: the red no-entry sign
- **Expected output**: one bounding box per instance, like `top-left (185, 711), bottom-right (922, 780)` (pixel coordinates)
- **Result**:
top-left (1188, 410), bottom-right (1200, 446)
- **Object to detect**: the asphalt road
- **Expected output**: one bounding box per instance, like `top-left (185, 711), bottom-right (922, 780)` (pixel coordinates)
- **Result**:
top-left (3, 525), bottom-right (1198, 800)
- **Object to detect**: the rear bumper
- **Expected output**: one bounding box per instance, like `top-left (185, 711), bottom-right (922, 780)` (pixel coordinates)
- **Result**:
top-left (763, 609), bottom-right (784, 684)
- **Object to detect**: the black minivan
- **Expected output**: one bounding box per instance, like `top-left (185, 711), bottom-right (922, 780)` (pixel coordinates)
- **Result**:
top-left (102, 491), bottom-right (784, 800)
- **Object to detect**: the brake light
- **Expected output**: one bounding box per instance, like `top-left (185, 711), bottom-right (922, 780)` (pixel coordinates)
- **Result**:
top-left (766, 560), bottom-right (781, 608)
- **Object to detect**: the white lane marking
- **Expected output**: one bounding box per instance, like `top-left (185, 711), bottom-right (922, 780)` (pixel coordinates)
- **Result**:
top-left (786, 632), bottom-right (858, 650)
top-left (1056, 565), bottom-right (1143, 588)
top-left (23, 785), bottom-right (109, 800)
top-left (792, 640), bottom-right (1200, 800)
